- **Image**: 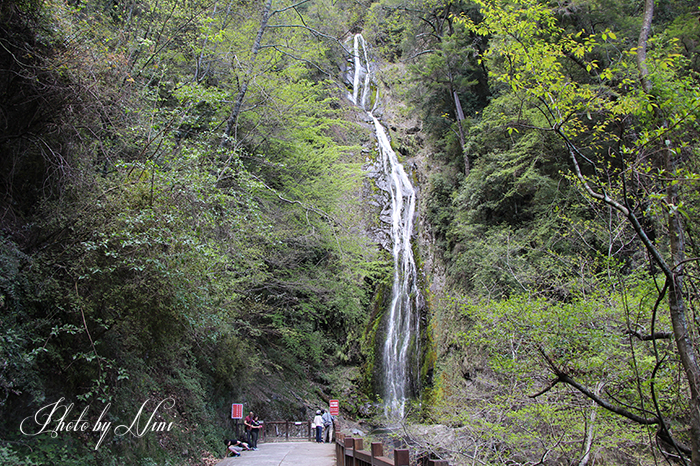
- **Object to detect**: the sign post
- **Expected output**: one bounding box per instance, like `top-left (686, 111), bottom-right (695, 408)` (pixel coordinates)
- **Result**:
top-left (329, 399), bottom-right (339, 416)
top-left (231, 403), bottom-right (243, 419)
top-left (231, 403), bottom-right (244, 438)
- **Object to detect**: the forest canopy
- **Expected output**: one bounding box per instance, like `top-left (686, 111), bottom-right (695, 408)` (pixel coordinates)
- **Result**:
top-left (394, 0), bottom-right (700, 464)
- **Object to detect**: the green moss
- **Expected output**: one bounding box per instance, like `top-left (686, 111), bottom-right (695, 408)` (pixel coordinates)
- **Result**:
top-left (359, 250), bottom-right (393, 397)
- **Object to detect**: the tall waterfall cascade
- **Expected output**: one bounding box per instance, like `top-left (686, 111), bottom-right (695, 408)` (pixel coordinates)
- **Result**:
top-left (348, 34), bottom-right (420, 419)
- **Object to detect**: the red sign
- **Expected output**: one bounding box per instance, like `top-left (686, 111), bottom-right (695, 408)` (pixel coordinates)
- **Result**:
top-left (329, 399), bottom-right (339, 416)
top-left (231, 403), bottom-right (243, 419)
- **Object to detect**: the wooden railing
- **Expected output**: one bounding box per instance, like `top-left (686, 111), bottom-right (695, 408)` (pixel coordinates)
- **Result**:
top-left (261, 420), bottom-right (314, 442)
top-left (335, 433), bottom-right (449, 466)
top-left (231, 420), bottom-right (316, 442)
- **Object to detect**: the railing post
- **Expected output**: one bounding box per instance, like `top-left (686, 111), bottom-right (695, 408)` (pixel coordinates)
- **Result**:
top-left (336, 433), bottom-right (344, 466)
top-left (344, 437), bottom-right (354, 466)
top-left (353, 438), bottom-right (363, 451)
top-left (394, 449), bottom-right (410, 466)
top-left (371, 442), bottom-right (383, 465)
top-left (334, 434), bottom-right (448, 466)
top-left (285, 420), bottom-right (289, 441)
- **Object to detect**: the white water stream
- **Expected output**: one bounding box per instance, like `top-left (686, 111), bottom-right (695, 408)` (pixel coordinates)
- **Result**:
top-left (349, 34), bottom-right (419, 419)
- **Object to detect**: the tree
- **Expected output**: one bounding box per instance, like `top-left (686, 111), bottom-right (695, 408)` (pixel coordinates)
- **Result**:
top-left (460, 0), bottom-right (700, 462)
top-left (367, 0), bottom-right (490, 174)
top-left (220, 0), bottom-right (347, 144)
top-left (0, 0), bottom-right (378, 461)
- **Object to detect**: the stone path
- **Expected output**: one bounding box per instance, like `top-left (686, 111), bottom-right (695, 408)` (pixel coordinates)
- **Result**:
top-left (216, 441), bottom-right (335, 466)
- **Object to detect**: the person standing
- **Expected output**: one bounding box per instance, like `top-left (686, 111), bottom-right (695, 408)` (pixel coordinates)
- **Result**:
top-left (249, 415), bottom-right (262, 449)
top-left (312, 410), bottom-right (324, 443)
top-left (321, 409), bottom-right (334, 443)
top-left (244, 411), bottom-right (255, 445)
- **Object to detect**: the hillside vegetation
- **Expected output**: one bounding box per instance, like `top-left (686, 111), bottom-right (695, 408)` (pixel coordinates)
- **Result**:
top-left (2, 1), bottom-right (700, 466)
top-left (1, 0), bottom-right (381, 464)
top-left (363, 0), bottom-right (700, 465)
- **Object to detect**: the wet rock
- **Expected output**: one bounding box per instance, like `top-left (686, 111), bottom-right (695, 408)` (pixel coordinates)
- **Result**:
top-left (406, 125), bottom-right (421, 134)
top-left (374, 177), bottom-right (391, 193)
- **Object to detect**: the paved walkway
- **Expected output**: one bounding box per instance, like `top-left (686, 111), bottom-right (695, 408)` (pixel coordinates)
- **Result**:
top-left (217, 441), bottom-right (335, 466)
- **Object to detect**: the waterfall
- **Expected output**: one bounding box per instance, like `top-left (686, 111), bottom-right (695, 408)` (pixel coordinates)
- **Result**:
top-left (349, 34), bottom-right (420, 419)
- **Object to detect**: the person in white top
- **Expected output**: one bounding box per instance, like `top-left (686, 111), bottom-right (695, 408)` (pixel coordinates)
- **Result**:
top-left (312, 410), bottom-right (324, 442)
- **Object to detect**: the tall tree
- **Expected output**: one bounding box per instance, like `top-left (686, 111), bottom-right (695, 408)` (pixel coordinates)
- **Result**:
top-left (223, 0), bottom-right (273, 142)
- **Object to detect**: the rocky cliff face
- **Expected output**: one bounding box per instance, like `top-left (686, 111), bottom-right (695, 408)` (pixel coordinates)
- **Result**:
top-left (373, 62), bottom-right (448, 299)
top-left (350, 59), bottom-right (447, 408)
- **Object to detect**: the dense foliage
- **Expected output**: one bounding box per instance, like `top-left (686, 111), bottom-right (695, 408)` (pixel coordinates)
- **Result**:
top-left (0, 0), bottom-right (381, 463)
top-left (3, 0), bottom-right (700, 465)
top-left (363, 0), bottom-right (700, 464)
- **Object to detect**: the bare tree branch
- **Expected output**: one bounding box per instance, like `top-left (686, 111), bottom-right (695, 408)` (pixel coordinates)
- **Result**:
top-left (626, 330), bottom-right (673, 341)
top-left (536, 347), bottom-right (660, 425)
top-left (529, 379), bottom-right (559, 398)
top-left (248, 173), bottom-right (342, 227)
top-left (272, 0), bottom-right (313, 15)
top-left (257, 44), bottom-right (335, 78)
top-left (265, 23), bottom-right (352, 54)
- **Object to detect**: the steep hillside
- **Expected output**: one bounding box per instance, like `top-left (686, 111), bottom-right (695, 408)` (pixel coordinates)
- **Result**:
top-left (2, 1), bottom-right (700, 465)
top-left (364, 0), bottom-right (700, 465)
top-left (0, 1), bottom-right (381, 464)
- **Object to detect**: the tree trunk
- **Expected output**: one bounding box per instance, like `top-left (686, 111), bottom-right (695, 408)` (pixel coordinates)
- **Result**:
top-left (636, 0), bottom-right (700, 463)
top-left (577, 384), bottom-right (601, 466)
top-left (449, 75), bottom-right (469, 176)
top-left (636, 0), bottom-right (654, 94)
top-left (222, 0), bottom-right (273, 144)
top-left (453, 91), bottom-right (469, 176)
top-left (665, 154), bottom-right (700, 466)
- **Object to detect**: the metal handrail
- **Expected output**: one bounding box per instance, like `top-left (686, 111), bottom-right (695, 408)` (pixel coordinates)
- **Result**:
top-left (261, 420), bottom-right (314, 442)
